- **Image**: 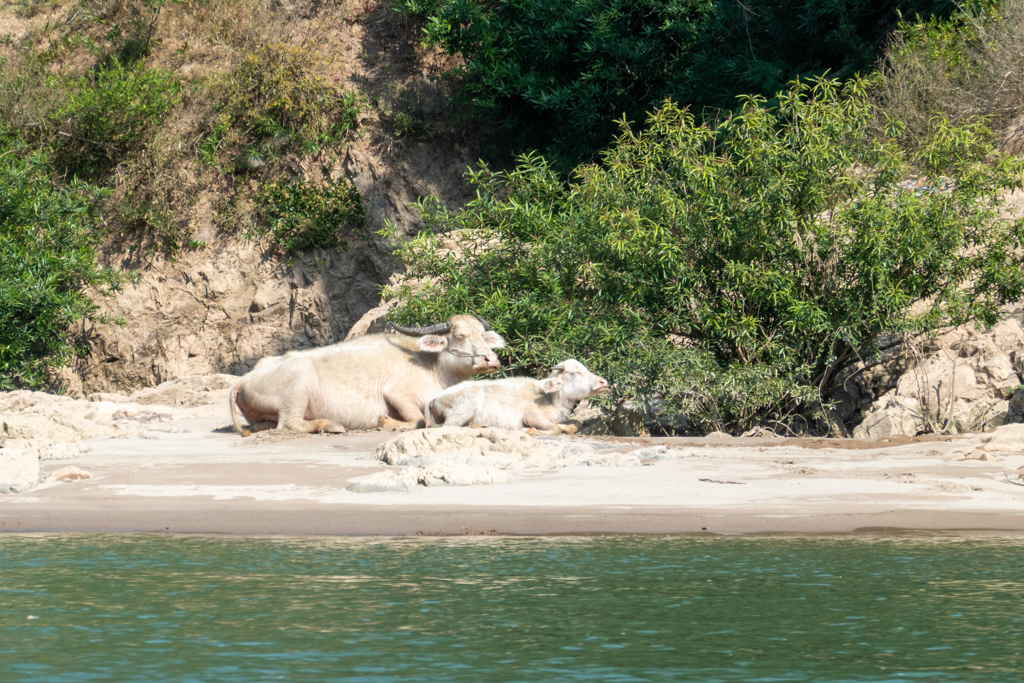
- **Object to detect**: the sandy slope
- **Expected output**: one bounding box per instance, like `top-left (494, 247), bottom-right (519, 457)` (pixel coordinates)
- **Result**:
top-left (3, 409), bottom-right (1023, 535)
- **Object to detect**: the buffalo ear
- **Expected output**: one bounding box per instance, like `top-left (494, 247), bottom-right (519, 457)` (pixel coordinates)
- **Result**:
top-left (418, 335), bottom-right (448, 353)
top-left (483, 331), bottom-right (505, 349)
top-left (540, 377), bottom-right (563, 394)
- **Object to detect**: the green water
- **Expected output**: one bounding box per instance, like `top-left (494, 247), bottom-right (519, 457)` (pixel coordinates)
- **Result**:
top-left (1, 535), bottom-right (1022, 682)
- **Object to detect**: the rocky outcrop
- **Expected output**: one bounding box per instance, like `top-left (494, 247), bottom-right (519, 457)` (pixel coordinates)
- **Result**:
top-left (346, 427), bottom-right (653, 491)
top-left (979, 423), bottom-right (1024, 451)
top-left (83, 373), bottom-right (238, 407)
top-left (846, 311), bottom-right (1024, 437)
top-left (852, 397), bottom-right (924, 439)
top-left (344, 299), bottom-right (396, 340)
top-left (0, 375), bottom-right (232, 493)
top-left (0, 440), bottom-right (39, 494)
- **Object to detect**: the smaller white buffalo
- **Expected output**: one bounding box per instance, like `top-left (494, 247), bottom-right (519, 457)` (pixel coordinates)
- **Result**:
top-left (425, 359), bottom-right (608, 434)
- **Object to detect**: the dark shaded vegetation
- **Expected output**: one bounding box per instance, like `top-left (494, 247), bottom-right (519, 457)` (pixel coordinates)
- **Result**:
top-left (397, 0), bottom-right (991, 171)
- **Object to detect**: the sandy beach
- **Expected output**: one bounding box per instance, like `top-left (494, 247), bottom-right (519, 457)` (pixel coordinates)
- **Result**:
top-left (3, 404), bottom-right (1024, 536)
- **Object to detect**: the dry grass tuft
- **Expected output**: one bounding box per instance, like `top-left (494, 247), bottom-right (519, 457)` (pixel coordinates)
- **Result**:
top-left (871, 0), bottom-right (1024, 147)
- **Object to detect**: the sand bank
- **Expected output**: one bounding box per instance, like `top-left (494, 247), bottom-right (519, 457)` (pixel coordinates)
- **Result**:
top-left (3, 410), bottom-right (1024, 535)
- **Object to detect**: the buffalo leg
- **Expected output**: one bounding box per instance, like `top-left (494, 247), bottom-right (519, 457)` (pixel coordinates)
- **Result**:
top-left (283, 418), bottom-right (347, 434)
top-left (270, 359), bottom-right (346, 434)
top-left (524, 417), bottom-right (578, 436)
top-left (378, 416), bottom-right (425, 430)
top-left (382, 393), bottom-right (431, 430)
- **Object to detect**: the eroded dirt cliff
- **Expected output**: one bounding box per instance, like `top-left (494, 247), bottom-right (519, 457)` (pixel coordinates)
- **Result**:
top-left (1, 0), bottom-right (488, 394)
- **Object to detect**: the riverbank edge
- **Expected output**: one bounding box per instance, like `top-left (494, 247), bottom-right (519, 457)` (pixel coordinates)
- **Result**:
top-left (4, 507), bottom-right (1024, 536)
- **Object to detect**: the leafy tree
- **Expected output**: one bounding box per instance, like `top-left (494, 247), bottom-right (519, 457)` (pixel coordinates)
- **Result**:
top-left (0, 147), bottom-right (126, 390)
top-left (385, 79), bottom-right (1024, 432)
top-left (397, 0), bottom-right (985, 171)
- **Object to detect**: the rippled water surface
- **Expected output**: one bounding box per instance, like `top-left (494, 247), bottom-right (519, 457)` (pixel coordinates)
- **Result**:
top-left (1, 534), bottom-right (1022, 682)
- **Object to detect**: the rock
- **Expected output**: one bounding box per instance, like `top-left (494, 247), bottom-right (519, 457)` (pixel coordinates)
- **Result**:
top-left (895, 335), bottom-right (1019, 404)
top-left (375, 427), bottom-right (564, 468)
top-left (578, 452), bottom-right (642, 468)
top-left (0, 440), bottom-right (40, 494)
top-left (625, 445), bottom-right (682, 460)
top-left (86, 392), bottom-right (128, 403)
top-left (345, 300), bottom-right (396, 340)
top-left (943, 398), bottom-right (1009, 433)
top-left (121, 374), bottom-right (238, 407)
top-left (46, 466), bottom-right (91, 482)
top-left (572, 401), bottom-right (614, 435)
top-left (1007, 388), bottom-right (1024, 424)
top-left (40, 442), bottom-right (85, 461)
top-left (959, 450), bottom-right (1003, 462)
top-left (979, 423), bottom-right (1024, 452)
top-left (368, 427), bottom-right (651, 488)
top-left (705, 430), bottom-right (732, 439)
top-left (0, 378), bottom-right (231, 463)
top-left (610, 401), bottom-right (648, 436)
top-left (235, 154), bottom-right (266, 171)
top-left (0, 390), bottom-right (176, 444)
top-left (853, 396), bottom-right (923, 439)
top-left (418, 461), bottom-right (509, 486)
top-left (346, 468), bottom-right (418, 493)
top-left (835, 312), bottom-right (1024, 436)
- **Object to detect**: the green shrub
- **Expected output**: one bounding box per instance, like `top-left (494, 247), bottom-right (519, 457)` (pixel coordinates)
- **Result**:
top-left (0, 147), bottom-right (126, 390)
top-left (51, 58), bottom-right (181, 178)
top-left (870, 0), bottom-right (1022, 148)
top-left (385, 78), bottom-right (1024, 432)
top-left (256, 176), bottom-right (365, 251)
top-left (397, 0), bottom-right (982, 172)
top-left (202, 42), bottom-right (361, 164)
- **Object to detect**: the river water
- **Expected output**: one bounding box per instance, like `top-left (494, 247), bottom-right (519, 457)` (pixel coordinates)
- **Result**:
top-left (1, 534), bottom-right (1021, 682)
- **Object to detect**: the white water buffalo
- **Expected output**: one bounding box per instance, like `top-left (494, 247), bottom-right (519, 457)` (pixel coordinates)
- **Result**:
top-left (229, 314), bottom-right (505, 436)
top-left (425, 359), bottom-right (609, 434)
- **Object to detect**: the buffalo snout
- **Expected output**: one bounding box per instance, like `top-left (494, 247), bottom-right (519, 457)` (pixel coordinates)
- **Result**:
top-left (474, 352), bottom-right (501, 372)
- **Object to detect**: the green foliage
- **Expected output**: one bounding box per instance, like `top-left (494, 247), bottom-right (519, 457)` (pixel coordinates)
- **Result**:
top-left (10, 0), bottom-right (64, 19)
top-left (202, 42), bottom-right (361, 165)
top-left (397, 0), bottom-right (977, 172)
top-left (869, 0), bottom-right (1020, 147)
top-left (95, 0), bottom-right (169, 64)
top-left (256, 176), bottom-right (366, 251)
top-left (51, 58), bottom-right (181, 178)
top-left (0, 147), bottom-right (127, 390)
top-left (386, 79), bottom-right (1024, 432)
top-left (1, 34), bottom-right (84, 138)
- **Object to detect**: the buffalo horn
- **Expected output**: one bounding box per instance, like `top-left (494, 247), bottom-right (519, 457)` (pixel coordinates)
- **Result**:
top-left (474, 315), bottom-right (492, 332)
top-left (387, 320), bottom-right (452, 336)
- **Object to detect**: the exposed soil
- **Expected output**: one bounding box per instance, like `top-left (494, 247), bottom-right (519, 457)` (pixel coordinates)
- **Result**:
top-left (1, 0), bottom-right (495, 395)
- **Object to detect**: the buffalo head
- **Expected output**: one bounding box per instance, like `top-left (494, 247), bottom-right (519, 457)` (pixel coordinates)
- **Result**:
top-left (390, 314), bottom-right (504, 376)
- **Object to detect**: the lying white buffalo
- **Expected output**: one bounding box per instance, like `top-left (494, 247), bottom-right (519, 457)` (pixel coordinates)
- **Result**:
top-left (229, 315), bottom-right (505, 436)
top-left (425, 359), bottom-right (609, 434)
